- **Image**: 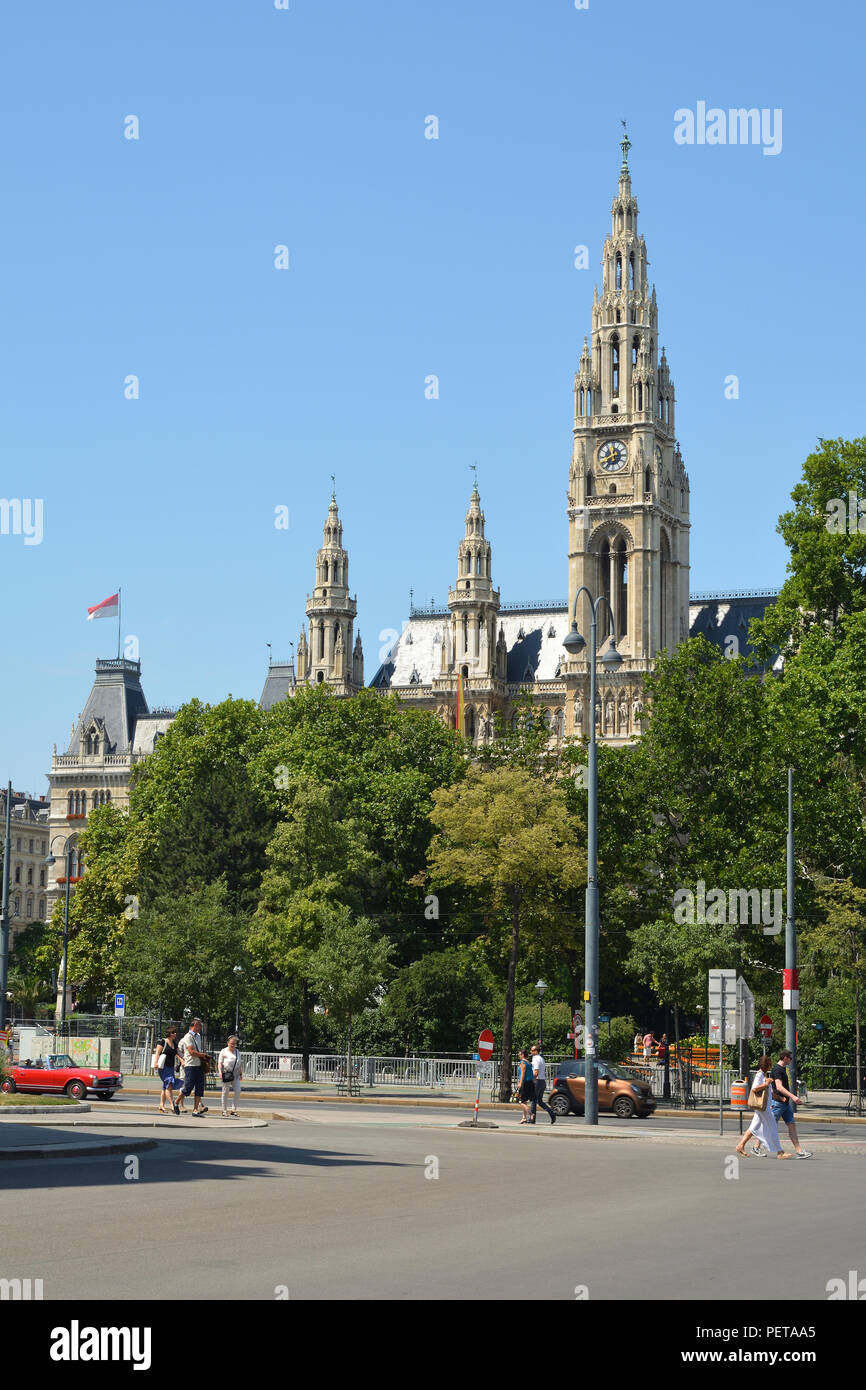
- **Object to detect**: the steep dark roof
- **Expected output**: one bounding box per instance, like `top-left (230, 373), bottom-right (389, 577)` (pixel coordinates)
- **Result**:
top-left (67, 659), bottom-right (149, 755)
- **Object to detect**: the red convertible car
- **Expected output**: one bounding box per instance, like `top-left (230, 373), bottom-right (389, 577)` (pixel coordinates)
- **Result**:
top-left (1, 1054), bottom-right (123, 1100)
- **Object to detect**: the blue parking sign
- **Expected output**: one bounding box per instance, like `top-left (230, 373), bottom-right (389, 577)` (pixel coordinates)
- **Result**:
top-left (114, 993), bottom-right (125, 1016)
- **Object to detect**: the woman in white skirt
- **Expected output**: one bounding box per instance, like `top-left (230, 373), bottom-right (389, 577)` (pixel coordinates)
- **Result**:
top-left (735, 1055), bottom-right (792, 1160)
top-left (217, 1036), bottom-right (242, 1116)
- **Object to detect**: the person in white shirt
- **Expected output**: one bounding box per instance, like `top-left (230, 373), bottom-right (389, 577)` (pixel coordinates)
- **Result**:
top-left (529, 1044), bottom-right (556, 1125)
top-left (217, 1036), bottom-right (242, 1116)
top-left (176, 1017), bottom-right (209, 1117)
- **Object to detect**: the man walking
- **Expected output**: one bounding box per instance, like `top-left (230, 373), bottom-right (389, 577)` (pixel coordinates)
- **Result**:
top-left (770, 1048), bottom-right (811, 1158)
top-left (529, 1044), bottom-right (556, 1125)
top-left (176, 1017), bottom-right (209, 1117)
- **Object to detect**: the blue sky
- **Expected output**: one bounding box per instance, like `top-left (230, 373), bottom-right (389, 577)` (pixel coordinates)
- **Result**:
top-left (2, 0), bottom-right (864, 791)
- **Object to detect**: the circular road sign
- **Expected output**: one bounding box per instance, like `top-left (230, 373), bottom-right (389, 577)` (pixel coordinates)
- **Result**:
top-left (478, 1030), bottom-right (494, 1061)
top-left (759, 1014), bottom-right (773, 1037)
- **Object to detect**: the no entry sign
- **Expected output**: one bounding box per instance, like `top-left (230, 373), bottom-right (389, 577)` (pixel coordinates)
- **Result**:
top-left (759, 1014), bottom-right (773, 1038)
top-left (478, 1030), bottom-right (494, 1061)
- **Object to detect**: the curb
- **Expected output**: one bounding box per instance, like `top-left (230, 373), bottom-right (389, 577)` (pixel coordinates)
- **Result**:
top-left (0, 1136), bottom-right (157, 1161)
top-left (122, 1087), bottom-right (866, 1125)
top-left (0, 1102), bottom-right (91, 1117)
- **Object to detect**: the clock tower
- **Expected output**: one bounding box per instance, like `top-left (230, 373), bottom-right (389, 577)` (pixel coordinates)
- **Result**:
top-left (565, 131), bottom-right (690, 741)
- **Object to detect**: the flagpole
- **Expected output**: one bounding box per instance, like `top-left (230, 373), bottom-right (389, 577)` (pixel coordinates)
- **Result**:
top-left (117, 587), bottom-right (122, 660)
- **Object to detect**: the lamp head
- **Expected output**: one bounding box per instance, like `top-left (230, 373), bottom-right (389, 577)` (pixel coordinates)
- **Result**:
top-left (600, 640), bottom-right (623, 671)
top-left (562, 623), bottom-right (586, 656)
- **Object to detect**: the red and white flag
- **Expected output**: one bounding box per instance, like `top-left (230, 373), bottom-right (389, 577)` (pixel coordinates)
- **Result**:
top-left (87, 593), bottom-right (119, 621)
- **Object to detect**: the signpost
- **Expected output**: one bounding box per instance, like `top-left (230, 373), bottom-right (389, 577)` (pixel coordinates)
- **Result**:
top-left (709, 970), bottom-right (737, 1136)
top-left (114, 992), bottom-right (125, 1017)
top-left (474, 1030), bottom-right (494, 1126)
top-left (759, 1013), bottom-right (773, 1041)
top-left (568, 1011), bottom-right (583, 1059)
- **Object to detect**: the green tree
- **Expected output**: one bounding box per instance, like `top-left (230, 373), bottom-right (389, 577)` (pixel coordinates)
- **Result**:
top-left (248, 779), bottom-right (377, 1078)
top-left (130, 696), bottom-right (274, 914)
top-left (379, 947), bottom-right (495, 1054)
top-left (801, 878), bottom-right (866, 1112)
top-left (64, 803), bottom-right (138, 999)
top-left (254, 686), bottom-right (465, 956)
top-left (421, 766), bottom-right (585, 1099)
top-left (116, 880), bottom-right (249, 1032)
top-left (751, 436), bottom-right (866, 660)
top-left (306, 906), bottom-right (394, 1084)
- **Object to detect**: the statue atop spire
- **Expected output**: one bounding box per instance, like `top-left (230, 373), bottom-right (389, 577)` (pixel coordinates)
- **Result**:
top-left (620, 119), bottom-right (631, 174)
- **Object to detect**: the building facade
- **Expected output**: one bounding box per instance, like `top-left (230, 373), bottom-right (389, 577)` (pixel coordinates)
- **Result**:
top-left (45, 658), bottom-right (174, 919)
top-left (265, 137), bottom-right (776, 738)
top-left (0, 789), bottom-right (50, 939)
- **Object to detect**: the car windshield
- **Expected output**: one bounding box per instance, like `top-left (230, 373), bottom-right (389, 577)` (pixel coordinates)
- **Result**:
top-left (47, 1055), bottom-right (74, 1068)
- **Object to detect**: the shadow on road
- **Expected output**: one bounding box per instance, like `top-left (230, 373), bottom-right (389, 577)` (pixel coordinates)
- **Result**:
top-left (0, 1129), bottom-right (411, 1190)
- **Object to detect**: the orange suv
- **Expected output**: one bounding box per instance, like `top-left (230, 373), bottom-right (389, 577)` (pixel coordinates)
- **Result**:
top-left (549, 1059), bottom-right (656, 1119)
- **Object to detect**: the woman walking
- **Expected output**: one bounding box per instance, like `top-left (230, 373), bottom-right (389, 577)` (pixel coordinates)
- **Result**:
top-left (515, 1048), bottom-right (535, 1125)
top-left (217, 1035), bottom-right (243, 1116)
top-left (154, 1027), bottom-right (181, 1114)
top-left (735, 1055), bottom-right (792, 1160)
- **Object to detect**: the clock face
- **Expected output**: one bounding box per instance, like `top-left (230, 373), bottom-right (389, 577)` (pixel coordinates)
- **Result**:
top-left (598, 440), bottom-right (627, 471)
top-left (655, 444), bottom-right (663, 468)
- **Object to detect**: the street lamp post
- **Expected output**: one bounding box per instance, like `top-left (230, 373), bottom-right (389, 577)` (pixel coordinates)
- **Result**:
top-left (233, 966), bottom-right (244, 1036)
top-left (0, 782), bottom-right (12, 1033)
top-left (562, 588), bottom-right (622, 1126)
top-left (45, 835), bottom-right (76, 1036)
top-left (536, 979), bottom-right (546, 1048)
top-left (812, 1021), bottom-right (825, 1091)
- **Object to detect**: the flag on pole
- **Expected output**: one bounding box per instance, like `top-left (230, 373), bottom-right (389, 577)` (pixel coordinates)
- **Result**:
top-left (455, 671), bottom-right (464, 735)
top-left (87, 593), bottom-right (119, 621)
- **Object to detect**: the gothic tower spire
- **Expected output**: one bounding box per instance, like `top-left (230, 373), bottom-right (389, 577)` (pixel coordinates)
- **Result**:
top-left (303, 496), bottom-right (363, 693)
top-left (566, 133), bottom-right (690, 741)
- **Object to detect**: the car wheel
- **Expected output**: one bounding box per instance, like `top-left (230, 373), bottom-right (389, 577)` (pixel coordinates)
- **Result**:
top-left (65, 1080), bottom-right (86, 1101)
top-left (612, 1095), bottom-right (636, 1119)
top-left (551, 1092), bottom-right (571, 1117)
top-left (1, 1078), bottom-right (16, 1094)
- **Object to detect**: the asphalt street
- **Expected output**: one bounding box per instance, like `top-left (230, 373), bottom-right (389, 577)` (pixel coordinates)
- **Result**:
top-left (2, 1100), bottom-right (864, 1301)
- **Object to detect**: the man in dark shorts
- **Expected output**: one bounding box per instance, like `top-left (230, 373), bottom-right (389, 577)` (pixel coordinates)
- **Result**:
top-left (770, 1049), bottom-right (811, 1158)
top-left (177, 1017), bottom-right (209, 1117)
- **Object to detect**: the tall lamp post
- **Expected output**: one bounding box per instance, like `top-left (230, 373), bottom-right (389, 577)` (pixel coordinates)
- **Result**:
top-left (812, 1021), bottom-right (825, 1091)
top-left (233, 965), bottom-right (244, 1036)
top-left (562, 587), bottom-right (622, 1125)
top-left (45, 835), bottom-right (77, 1036)
top-left (536, 979), bottom-right (546, 1048)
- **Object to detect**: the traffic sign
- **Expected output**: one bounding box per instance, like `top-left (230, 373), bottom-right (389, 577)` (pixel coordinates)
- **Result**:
top-left (479, 1061), bottom-right (492, 1078)
top-left (478, 1030), bottom-right (494, 1062)
top-left (737, 976), bottom-right (754, 1039)
top-left (759, 1013), bottom-right (773, 1038)
top-left (114, 992), bottom-right (125, 1017)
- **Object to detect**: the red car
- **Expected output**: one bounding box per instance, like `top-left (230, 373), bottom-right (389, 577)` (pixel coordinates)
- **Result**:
top-left (1, 1053), bottom-right (123, 1101)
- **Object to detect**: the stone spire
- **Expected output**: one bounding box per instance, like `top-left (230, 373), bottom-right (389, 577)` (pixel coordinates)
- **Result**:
top-left (447, 483), bottom-right (500, 681)
top-left (303, 496), bottom-right (361, 692)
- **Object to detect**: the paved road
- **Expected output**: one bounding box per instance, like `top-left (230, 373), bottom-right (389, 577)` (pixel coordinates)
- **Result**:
top-left (1, 1105), bottom-right (863, 1301)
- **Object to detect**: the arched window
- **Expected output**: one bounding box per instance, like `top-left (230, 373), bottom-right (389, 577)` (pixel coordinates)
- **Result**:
top-left (322, 560), bottom-right (329, 583)
top-left (26, 896), bottom-right (33, 918)
top-left (39, 897), bottom-right (46, 918)
top-left (636, 381), bottom-right (643, 410)
top-left (554, 709), bottom-right (565, 738)
top-left (611, 335), bottom-right (620, 396)
top-left (462, 616), bottom-right (469, 652)
top-left (615, 254), bottom-right (622, 289)
top-left (645, 467), bottom-right (651, 494)
top-left (628, 254), bottom-right (635, 290)
top-left (586, 472), bottom-right (593, 497)
top-left (26, 866), bottom-right (33, 885)
top-left (318, 623), bottom-right (325, 661)
top-left (632, 338), bottom-right (639, 366)
top-left (475, 554), bottom-right (481, 574)
top-left (467, 708), bottom-right (476, 739)
top-left (609, 484), bottom-right (616, 494)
